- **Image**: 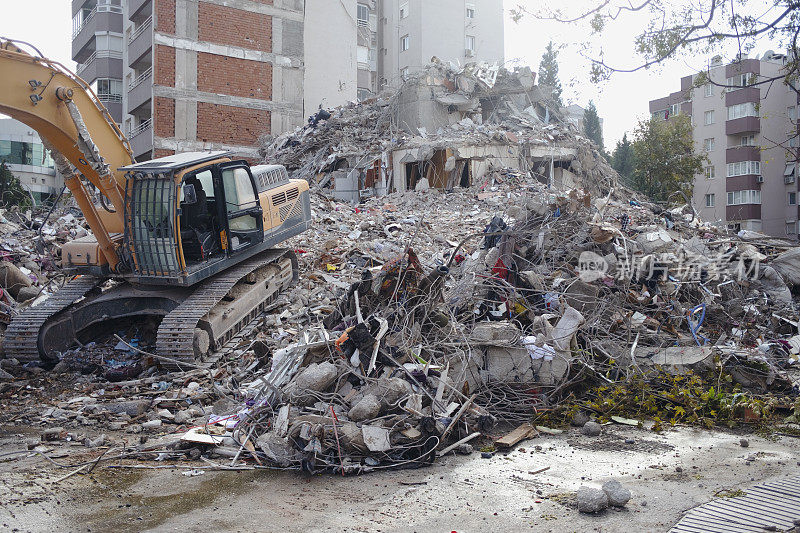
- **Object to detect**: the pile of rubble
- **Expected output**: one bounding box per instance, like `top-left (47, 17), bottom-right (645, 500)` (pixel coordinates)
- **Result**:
top-left (168, 176), bottom-right (800, 473)
top-left (2, 62), bottom-right (800, 478)
top-left (0, 205), bottom-right (89, 324)
top-left (261, 60), bottom-right (617, 202)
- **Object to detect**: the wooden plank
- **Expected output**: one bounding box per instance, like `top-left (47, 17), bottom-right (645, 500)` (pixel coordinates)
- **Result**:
top-left (495, 422), bottom-right (538, 448)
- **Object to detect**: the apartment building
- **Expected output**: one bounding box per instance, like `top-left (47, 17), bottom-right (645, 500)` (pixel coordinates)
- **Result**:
top-left (649, 52), bottom-right (800, 240)
top-left (377, 0), bottom-right (504, 89)
top-left (71, 1), bottom-right (503, 162)
top-left (303, 0), bottom-right (378, 116)
top-left (72, 0), bottom-right (125, 123)
top-left (0, 119), bottom-right (60, 204)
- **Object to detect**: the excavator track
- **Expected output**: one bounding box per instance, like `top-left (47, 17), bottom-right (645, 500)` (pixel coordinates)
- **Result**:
top-left (155, 249), bottom-right (294, 369)
top-left (5, 276), bottom-right (102, 362)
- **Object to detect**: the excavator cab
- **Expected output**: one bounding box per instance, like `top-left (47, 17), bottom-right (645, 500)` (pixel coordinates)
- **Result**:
top-left (120, 151), bottom-right (307, 287)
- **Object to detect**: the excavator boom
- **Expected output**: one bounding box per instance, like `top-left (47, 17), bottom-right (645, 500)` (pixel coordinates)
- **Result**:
top-left (0, 38), bottom-right (135, 270)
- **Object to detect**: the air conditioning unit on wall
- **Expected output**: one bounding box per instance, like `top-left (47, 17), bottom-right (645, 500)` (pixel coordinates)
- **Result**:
top-left (756, 175), bottom-right (764, 183)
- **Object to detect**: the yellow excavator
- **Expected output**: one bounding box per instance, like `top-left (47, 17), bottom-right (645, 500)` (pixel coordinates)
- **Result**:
top-left (0, 38), bottom-right (311, 366)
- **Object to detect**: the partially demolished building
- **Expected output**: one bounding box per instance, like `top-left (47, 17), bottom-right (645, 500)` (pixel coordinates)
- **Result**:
top-left (261, 61), bottom-right (617, 202)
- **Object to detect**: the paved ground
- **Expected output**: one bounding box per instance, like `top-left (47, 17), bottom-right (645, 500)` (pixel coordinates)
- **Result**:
top-left (1, 424), bottom-right (799, 532)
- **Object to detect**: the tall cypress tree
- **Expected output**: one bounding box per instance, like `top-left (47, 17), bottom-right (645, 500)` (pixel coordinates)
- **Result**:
top-left (538, 41), bottom-right (563, 107)
top-left (583, 100), bottom-right (604, 151)
top-left (611, 133), bottom-right (635, 184)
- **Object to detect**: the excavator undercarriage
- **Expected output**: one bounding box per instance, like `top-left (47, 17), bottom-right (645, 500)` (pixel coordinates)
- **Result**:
top-left (5, 251), bottom-right (297, 367)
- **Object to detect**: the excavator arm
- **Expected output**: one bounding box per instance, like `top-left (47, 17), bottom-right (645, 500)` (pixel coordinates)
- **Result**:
top-left (0, 38), bottom-right (135, 271)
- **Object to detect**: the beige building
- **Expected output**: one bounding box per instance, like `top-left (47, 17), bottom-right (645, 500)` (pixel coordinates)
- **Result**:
top-left (650, 52), bottom-right (800, 240)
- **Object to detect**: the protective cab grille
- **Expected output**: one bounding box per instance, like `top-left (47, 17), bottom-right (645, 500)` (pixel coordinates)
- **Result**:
top-left (125, 175), bottom-right (179, 277)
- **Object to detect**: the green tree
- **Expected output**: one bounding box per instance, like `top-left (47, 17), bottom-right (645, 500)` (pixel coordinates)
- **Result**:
top-left (0, 163), bottom-right (30, 207)
top-left (611, 133), bottom-right (635, 185)
top-left (630, 115), bottom-right (705, 203)
top-left (538, 40), bottom-right (563, 107)
top-left (583, 100), bottom-right (604, 151)
top-left (512, 2), bottom-right (800, 89)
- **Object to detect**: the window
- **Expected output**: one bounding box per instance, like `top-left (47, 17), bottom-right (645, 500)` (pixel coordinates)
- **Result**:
top-left (357, 88), bottom-right (372, 101)
top-left (741, 135), bottom-right (755, 146)
top-left (726, 161), bottom-right (761, 177)
top-left (790, 192), bottom-right (797, 205)
top-left (669, 103), bottom-right (678, 117)
top-left (465, 35), bottom-right (475, 52)
top-left (705, 193), bottom-right (715, 207)
top-left (787, 223), bottom-right (797, 235)
top-left (0, 140), bottom-right (53, 168)
top-left (703, 138), bottom-right (715, 152)
top-left (704, 166), bottom-right (715, 179)
top-left (726, 73), bottom-right (753, 91)
top-left (704, 84), bottom-right (713, 97)
top-left (357, 4), bottom-right (369, 26)
top-left (791, 136), bottom-right (799, 148)
top-left (399, 2), bottom-right (408, 19)
top-left (466, 4), bottom-right (476, 18)
top-left (704, 110), bottom-right (714, 125)
top-left (727, 190), bottom-right (762, 205)
top-left (400, 67), bottom-right (409, 80)
top-left (652, 110), bottom-right (668, 121)
top-left (727, 102), bottom-right (758, 120)
top-left (93, 78), bottom-right (123, 102)
top-left (400, 34), bottom-right (410, 52)
top-left (222, 167), bottom-right (258, 235)
top-left (790, 106), bottom-right (797, 122)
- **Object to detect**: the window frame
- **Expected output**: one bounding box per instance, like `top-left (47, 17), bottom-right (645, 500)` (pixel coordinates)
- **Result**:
top-left (465, 35), bottom-right (476, 52)
top-left (705, 193), bottom-right (715, 207)
top-left (357, 3), bottom-right (369, 26)
top-left (400, 34), bottom-right (410, 52)
top-left (704, 110), bottom-right (714, 125)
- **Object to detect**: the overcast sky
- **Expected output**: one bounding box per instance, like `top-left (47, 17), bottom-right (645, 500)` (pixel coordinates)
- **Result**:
top-left (0, 0), bottom-right (783, 149)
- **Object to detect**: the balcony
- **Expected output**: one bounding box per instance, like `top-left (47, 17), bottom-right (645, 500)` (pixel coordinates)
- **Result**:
top-left (726, 204), bottom-right (761, 221)
top-left (726, 145), bottom-right (760, 163)
top-left (128, 17), bottom-right (152, 67)
top-left (72, 6), bottom-right (123, 63)
top-left (726, 116), bottom-right (760, 135)
top-left (129, 0), bottom-right (151, 21)
top-left (127, 67), bottom-right (152, 113)
top-left (725, 86), bottom-right (759, 107)
top-left (726, 174), bottom-right (762, 190)
top-left (75, 50), bottom-right (123, 83)
top-left (128, 119), bottom-right (153, 159)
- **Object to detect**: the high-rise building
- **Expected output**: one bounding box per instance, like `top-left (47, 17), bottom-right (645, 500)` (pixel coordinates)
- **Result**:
top-left (302, 0), bottom-right (378, 116)
top-left (116, 0), bottom-right (307, 161)
top-left (377, 0), bottom-right (505, 89)
top-left (649, 52), bottom-right (800, 240)
top-left (72, 0), bottom-right (125, 123)
top-left (0, 118), bottom-right (60, 204)
top-left (71, 1), bottom-right (505, 162)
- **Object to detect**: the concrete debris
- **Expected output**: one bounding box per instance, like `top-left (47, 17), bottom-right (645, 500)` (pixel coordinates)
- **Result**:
top-left (577, 486), bottom-right (609, 513)
top-left (581, 421), bottom-right (602, 437)
top-left (602, 480), bottom-right (632, 507)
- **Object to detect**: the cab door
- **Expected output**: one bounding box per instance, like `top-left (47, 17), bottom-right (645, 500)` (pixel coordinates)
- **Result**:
top-left (218, 163), bottom-right (263, 253)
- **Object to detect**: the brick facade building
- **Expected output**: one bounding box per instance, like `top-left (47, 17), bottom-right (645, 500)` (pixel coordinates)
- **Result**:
top-left (114, 0), bottom-right (304, 161)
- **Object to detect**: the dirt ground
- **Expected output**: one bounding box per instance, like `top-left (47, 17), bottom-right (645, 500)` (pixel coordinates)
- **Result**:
top-left (2, 424), bottom-right (798, 533)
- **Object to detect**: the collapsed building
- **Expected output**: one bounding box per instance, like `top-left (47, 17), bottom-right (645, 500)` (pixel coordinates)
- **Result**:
top-left (261, 60), bottom-right (617, 202)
